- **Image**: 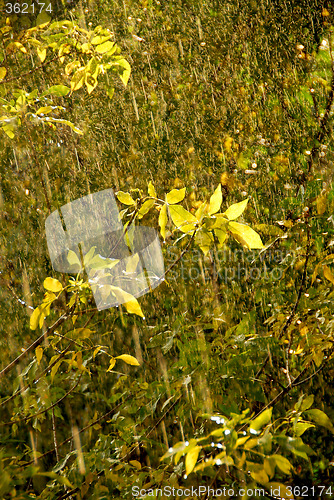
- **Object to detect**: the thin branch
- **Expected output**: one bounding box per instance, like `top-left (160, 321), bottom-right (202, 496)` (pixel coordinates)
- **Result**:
top-left (0, 312), bottom-right (68, 381)
top-left (1, 54), bottom-right (61, 84)
top-left (24, 394), bottom-right (132, 467)
top-left (164, 230), bottom-right (197, 278)
top-left (1, 374), bottom-right (82, 426)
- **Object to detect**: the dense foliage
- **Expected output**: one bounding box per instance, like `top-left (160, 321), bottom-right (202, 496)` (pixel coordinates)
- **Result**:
top-left (1, 1), bottom-right (334, 498)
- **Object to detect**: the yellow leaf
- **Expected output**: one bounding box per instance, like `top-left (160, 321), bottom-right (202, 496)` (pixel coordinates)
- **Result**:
top-left (13, 42), bottom-right (27, 53)
top-left (107, 357), bottom-right (116, 371)
top-left (70, 68), bottom-right (85, 92)
top-left (229, 221), bottom-right (264, 249)
top-left (195, 202), bottom-right (207, 221)
top-left (159, 204), bottom-right (168, 240)
top-left (166, 187), bottom-right (186, 204)
top-left (126, 254), bottom-right (139, 274)
top-left (85, 73), bottom-right (98, 94)
top-left (116, 191), bottom-right (135, 205)
top-left (35, 346), bottom-right (43, 365)
top-left (215, 228), bottom-right (228, 247)
top-left (250, 407), bottom-right (272, 431)
top-left (224, 136), bottom-right (233, 152)
top-left (264, 457), bottom-right (275, 479)
top-left (169, 205), bottom-right (198, 234)
top-left (30, 306), bottom-right (41, 330)
top-left (185, 446), bottom-right (201, 475)
top-left (195, 227), bottom-right (214, 255)
top-left (36, 47), bottom-right (47, 62)
top-left (316, 193), bottom-right (327, 215)
top-left (0, 67), bottom-right (7, 81)
top-left (137, 199), bottom-right (154, 218)
top-left (124, 298), bottom-right (144, 318)
top-left (250, 469), bottom-right (269, 484)
top-left (323, 265), bottom-right (334, 285)
top-left (129, 460), bottom-right (141, 470)
top-left (115, 354), bottom-right (140, 366)
top-left (116, 58), bottom-right (131, 86)
top-left (224, 198), bottom-right (248, 220)
top-left (148, 181), bottom-right (156, 197)
top-left (65, 60), bottom-right (80, 76)
top-left (43, 277), bottom-right (62, 293)
top-left (270, 454), bottom-right (293, 474)
top-left (208, 184), bottom-right (222, 215)
top-left (95, 41), bottom-right (114, 53)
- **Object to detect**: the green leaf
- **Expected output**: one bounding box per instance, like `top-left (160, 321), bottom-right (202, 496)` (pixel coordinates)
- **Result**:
top-left (249, 408), bottom-right (272, 432)
top-left (67, 250), bottom-right (82, 270)
top-left (294, 422), bottom-right (315, 437)
top-left (159, 204), bottom-right (168, 240)
top-left (224, 198), bottom-right (248, 220)
top-left (36, 11), bottom-right (51, 26)
top-left (166, 187), bottom-right (186, 204)
top-left (185, 446), bottom-right (201, 475)
top-left (115, 354), bottom-right (140, 366)
top-left (229, 221), bottom-right (264, 249)
top-left (45, 85), bottom-right (70, 97)
top-left (250, 469), bottom-right (269, 484)
top-left (88, 254), bottom-right (119, 270)
top-left (83, 246), bottom-right (96, 266)
top-left (208, 184), bottom-right (222, 215)
top-left (43, 277), bottom-right (62, 293)
top-left (304, 409), bottom-right (334, 433)
top-left (299, 394), bottom-right (314, 412)
top-left (116, 191), bottom-right (135, 205)
top-left (169, 205), bottom-right (198, 234)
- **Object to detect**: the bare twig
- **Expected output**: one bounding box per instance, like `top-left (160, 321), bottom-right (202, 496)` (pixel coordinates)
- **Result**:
top-left (0, 312), bottom-right (68, 381)
top-left (1, 54), bottom-right (61, 84)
